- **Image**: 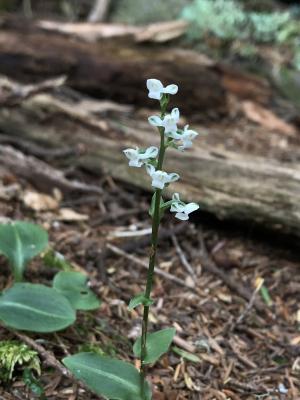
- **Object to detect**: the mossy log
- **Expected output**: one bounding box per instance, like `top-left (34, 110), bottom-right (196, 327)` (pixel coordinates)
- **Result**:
top-left (0, 91), bottom-right (300, 237)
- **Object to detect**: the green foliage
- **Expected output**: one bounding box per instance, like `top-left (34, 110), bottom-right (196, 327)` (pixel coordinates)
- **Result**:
top-left (0, 340), bottom-right (40, 382)
top-left (0, 221), bottom-right (48, 281)
top-left (63, 352), bottom-right (152, 400)
top-left (181, 0), bottom-right (297, 45)
top-left (249, 11), bottom-right (290, 43)
top-left (128, 294), bottom-right (153, 311)
top-left (0, 283), bottom-right (76, 332)
top-left (53, 271), bottom-right (101, 311)
top-left (111, 0), bottom-right (188, 25)
top-left (172, 346), bottom-right (201, 362)
top-left (182, 0), bottom-right (247, 41)
top-left (133, 328), bottom-right (176, 365)
top-left (78, 343), bottom-right (106, 356)
top-left (42, 248), bottom-right (73, 271)
top-left (22, 369), bottom-right (46, 399)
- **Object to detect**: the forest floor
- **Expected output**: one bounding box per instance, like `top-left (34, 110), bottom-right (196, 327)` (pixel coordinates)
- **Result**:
top-left (0, 105), bottom-right (300, 399)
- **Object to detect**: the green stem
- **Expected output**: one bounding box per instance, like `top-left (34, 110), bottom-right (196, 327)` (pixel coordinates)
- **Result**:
top-left (140, 101), bottom-right (167, 398)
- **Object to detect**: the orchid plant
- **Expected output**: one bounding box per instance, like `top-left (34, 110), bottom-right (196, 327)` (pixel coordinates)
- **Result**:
top-left (63, 79), bottom-right (199, 400)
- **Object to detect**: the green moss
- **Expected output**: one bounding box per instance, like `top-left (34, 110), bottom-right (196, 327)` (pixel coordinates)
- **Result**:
top-left (0, 341), bottom-right (41, 382)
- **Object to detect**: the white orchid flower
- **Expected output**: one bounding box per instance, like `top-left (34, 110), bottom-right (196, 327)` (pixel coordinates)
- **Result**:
top-left (170, 193), bottom-right (199, 220)
top-left (146, 164), bottom-right (179, 189)
top-left (148, 108), bottom-right (180, 135)
top-left (178, 125), bottom-right (198, 150)
top-left (167, 124), bottom-right (198, 150)
top-left (123, 146), bottom-right (158, 167)
top-left (146, 79), bottom-right (178, 100)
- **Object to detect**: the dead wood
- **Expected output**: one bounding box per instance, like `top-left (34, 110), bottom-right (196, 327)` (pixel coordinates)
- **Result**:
top-left (0, 18), bottom-right (278, 119)
top-left (0, 145), bottom-right (102, 195)
top-left (1, 90), bottom-right (300, 237)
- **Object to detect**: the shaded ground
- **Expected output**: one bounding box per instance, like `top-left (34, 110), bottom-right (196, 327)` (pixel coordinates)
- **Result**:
top-left (0, 152), bottom-right (299, 399)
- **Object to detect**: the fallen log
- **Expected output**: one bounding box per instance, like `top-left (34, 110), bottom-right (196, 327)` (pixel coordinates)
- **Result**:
top-left (0, 18), bottom-right (277, 119)
top-left (0, 91), bottom-right (300, 237)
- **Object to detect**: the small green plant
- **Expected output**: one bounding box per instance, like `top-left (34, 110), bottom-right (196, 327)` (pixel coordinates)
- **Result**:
top-left (249, 11), bottom-right (290, 43)
top-left (63, 79), bottom-right (200, 399)
top-left (0, 340), bottom-right (40, 382)
top-left (181, 0), bottom-right (296, 45)
top-left (0, 220), bottom-right (100, 333)
top-left (0, 221), bottom-right (48, 281)
top-left (182, 0), bottom-right (248, 41)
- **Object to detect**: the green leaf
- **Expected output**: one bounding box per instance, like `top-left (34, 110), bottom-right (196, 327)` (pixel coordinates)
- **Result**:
top-left (42, 248), bottom-right (73, 271)
top-left (0, 221), bottom-right (48, 281)
top-left (149, 193), bottom-right (165, 220)
top-left (63, 352), bottom-right (152, 400)
top-left (0, 283), bottom-right (76, 332)
top-left (128, 294), bottom-right (153, 311)
top-left (172, 346), bottom-right (201, 363)
top-left (260, 285), bottom-right (272, 306)
top-left (133, 328), bottom-right (176, 365)
top-left (53, 271), bottom-right (101, 311)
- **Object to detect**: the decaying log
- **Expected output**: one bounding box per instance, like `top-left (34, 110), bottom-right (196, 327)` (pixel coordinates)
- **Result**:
top-left (0, 145), bottom-right (102, 195)
top-left (0, 18), bottom-right (276, 119)
top-left (0, 91), bottom-right (300, 237)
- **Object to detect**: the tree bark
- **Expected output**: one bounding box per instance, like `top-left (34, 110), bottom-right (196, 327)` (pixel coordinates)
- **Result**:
top-left (0, 91), bottom-right (300, 238)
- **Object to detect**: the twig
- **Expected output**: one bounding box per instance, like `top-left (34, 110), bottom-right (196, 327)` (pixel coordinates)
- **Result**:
top-left (171, 233), bottom-right (197, 280)
top-left (173, 335), bottom-right (196, 353)
top-left (236, 283), bottom-right (261, 325)
top-left (106, 243), bottom-right (197, 292)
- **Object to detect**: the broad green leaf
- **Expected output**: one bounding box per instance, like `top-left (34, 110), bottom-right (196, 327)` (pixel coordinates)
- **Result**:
top-left (0, 221), bottom-right (48, 281)
top-left (63, 352), bottom-right (152, 400)
top-left (172, 346), bottom-right (201, 363)
top-left (53, 271), bottom-right (101, 311)
top-left (0, 283), bottom-right (76, 332)
top-left (128, 294), bottom-right (153, 311)
top-left (133, 328), bottom-right (176, 365)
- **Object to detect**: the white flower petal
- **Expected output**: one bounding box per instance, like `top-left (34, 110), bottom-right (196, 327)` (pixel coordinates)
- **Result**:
top-left (148, 91), bottom-right (162, 100)
top-left (172, 193), bottom-right (180, 201)
top-left (167, 173), bottom-right (180, 183)
top-left (185, 203), bottom-right (199, 214)
top-left (175, 212), bottom-right (189, 220)
top-left (163, 84), bottom-right (178, 95)
top-left (152, 178), bottom-right (165, 189)
top-left (171, 108), bottom-right (180, 120)
top-left (148, 116), bottom-right (163, 126)
top-left (146, 164), bottom-right (155, 176)
top-left (123, 148), bottom-right (138, 160)
top-left (129, 159), bottom-right (143, 167)
top-left (143, 146), bottom-right (158, 158)
top-left (146, 79), bottom-right (163, 92)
